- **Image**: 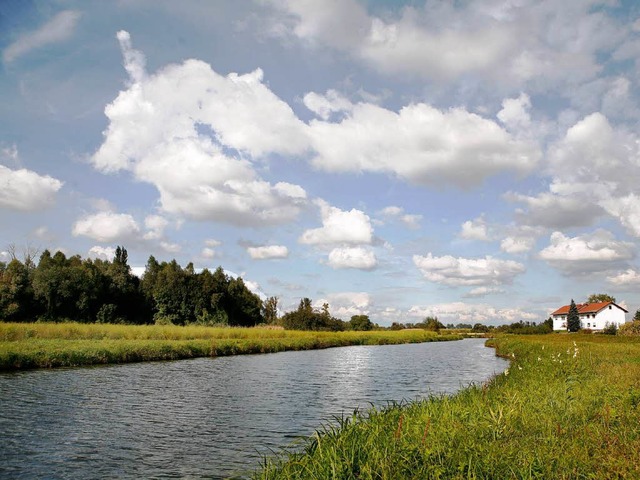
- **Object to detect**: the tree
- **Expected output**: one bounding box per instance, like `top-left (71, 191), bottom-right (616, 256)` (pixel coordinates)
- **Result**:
top-left (586, 293), bottom-right (616, 304)
top-left (262, 296), bottom-right (279, 324)
top-left (567, 299), bottom-right (581, 332)
top-left (349, 314), bottom-right (373, 331)
top-left (634, 309), bottom-right (640, 322)
top-left (419, 316), bottom-right (445, 331)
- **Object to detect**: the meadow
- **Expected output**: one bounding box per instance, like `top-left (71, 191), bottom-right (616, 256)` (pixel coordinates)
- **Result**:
top-left (0, 322), bottom-right (460, 370)
top-left (256, 334), bottom-right (640, 479)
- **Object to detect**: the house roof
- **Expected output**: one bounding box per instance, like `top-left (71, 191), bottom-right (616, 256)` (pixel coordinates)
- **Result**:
top-left (551, 301), bottom-right (628, 316)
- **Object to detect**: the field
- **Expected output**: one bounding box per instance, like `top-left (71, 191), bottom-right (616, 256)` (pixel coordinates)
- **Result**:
top-left (0, 322), bottom-right (460, 370)
top-left (256, 334), bottom-right (640, 479)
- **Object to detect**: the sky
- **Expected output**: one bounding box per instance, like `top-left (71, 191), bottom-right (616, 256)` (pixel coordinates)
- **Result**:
top-left (2, 0), bottom-right (640, 326)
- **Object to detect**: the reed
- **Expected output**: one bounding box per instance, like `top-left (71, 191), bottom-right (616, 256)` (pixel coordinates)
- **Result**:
top-left (256, 334), bottom-right (640, 479)
top-left (0, 322), bottom-right (460, 370)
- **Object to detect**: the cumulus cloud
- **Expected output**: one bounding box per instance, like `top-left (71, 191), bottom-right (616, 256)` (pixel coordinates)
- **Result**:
top-left (497, 93), bottom-right (531, 132)
top-left (87, 246), bottom-right (116, 260)
top-left (459, 216), bottom-right (490, 241)
top-left (408, 302), bottom-right (538, 325)
top-left (160, 241), bottom-right (181, 253)
top-left (143, 214), bottom-right (169, 240)
top-left (72, 212), bottom-right (140, 243)
top-left (378, 206), bottom-right (422, 229)
top-left (307, 101), bottom-right (540, 188)
top-left (264, 0), bottom-right (624, 88)
top-left (314, 292), bottom-right (371, 319)
top-left (300, 200), bottom-right (373, 245)
top-left (413, 253), bottom-right (525, 287)
top-left (506, 191), bottom-right (605, 229)
top-left (91, 32), bottom-right (309, 227)
top-left (327, 247), bottom-right (377, 270)
top-left (464, 287), bottom-right (505, 298)
top-left (3, 10), bottom-right (81, 63)
top-left (539, 230), bottom-right (634, 274)
top-left (500, 235), bottom-right (535, 254)
top-left (607, 269), bottom-right (640, 287)
top-left (247, 245), bottom-right (289, 260)
top-left (303, 89), bottom-right (353, 120)
top-left (0, 165), bottom-right (63, 211)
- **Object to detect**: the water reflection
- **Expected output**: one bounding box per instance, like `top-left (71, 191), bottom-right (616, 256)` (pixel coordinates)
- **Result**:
top-left (0, 338), bottom-right (507, 479)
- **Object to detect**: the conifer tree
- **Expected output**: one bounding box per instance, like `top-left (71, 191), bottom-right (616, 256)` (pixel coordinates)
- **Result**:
top-left (567, 299), bottom-right (581, 332)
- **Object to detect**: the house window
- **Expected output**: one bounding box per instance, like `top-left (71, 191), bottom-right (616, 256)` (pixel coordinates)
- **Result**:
top-left (609, 306), bottom-right (612, 309)
top-left (587, 323), bottom-right (591, 327)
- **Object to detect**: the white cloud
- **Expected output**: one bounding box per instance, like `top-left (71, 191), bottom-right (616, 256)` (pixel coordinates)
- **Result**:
top-left (607, 269), bottom-right (640, 287)
top-left (497, 93), bottom-right (531, 132)
top-left (247, 245), bottom-right (289, 260)
top-left (314, 292), bottom-right (371, 319)
top-left (459, 216), bottom-right (489, 241)
top-left (378, 206), bottom-right (422, 229)
top-left (303, 89), bottom-right (353, 120)
top-left (265, 0), bottom-right (624, 89)
top-left (500, 235), bottom-right (535, 254)
top-left (327, 247), bottom-right (377, 270)
top-left (87, 246), bottom-right (116, 260)
top-left (143, 214), bottom-right (169, 240)
top-left (539, 230), bottom-right (634, 274)
top-left (160, 241), bottom-right (181, 253)
top-left (413, 253), bottom-right (525, 287)
top-left (408, 302), bottom-right (538, 325)
top-left (506, 190), bottom-right (605, 229)
top-left (91, 31), bottom-right (309, 227)
top-left (599, 194), bottom-right (640, 238)
top-left (205, 239), bottom-right (222, 247)
top-left (308, 102), bottom-right (540, 188)
top-left (0, 165), bottom-right (63, 211)
top-left (465, 287), bottom-right (505, 298)
top-left (3, 10), bottom-right (81, 63)
top-left (72, 212), bottom-right (140, 243)
top-left (300, 200), bottom-right (373, 245)
top-left (201, 247), bottom-right (217, 259)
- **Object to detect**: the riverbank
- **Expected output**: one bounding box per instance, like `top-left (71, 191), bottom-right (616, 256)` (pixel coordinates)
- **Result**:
top-left (256, 334), bottom-right (640, 479)
top-left (0, 322), bottom-right (461, 370)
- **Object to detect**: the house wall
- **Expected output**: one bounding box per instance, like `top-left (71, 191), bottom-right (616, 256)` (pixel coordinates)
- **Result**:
top-left (592, 306), bottom-right (626, 329)
top-left (552, 305), bottom-right (626, 331)
top-left (552, 316), bottom-right (566, 331)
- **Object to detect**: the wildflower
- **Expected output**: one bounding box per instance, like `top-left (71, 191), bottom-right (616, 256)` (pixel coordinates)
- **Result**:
top-left (537, 357), bottom-right (542, 362)
top-left (504, 369), bottom-right (510, 376)
top-left (518, 365), bottom-right (523, 370)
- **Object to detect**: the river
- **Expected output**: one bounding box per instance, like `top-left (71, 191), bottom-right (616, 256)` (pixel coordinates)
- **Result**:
top-left (0, 338), bottom-right (507, 479)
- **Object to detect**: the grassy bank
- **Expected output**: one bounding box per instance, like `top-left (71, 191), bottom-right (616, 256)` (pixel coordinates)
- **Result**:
top-left (256, 334), bottom-right (640, 479)
top-left (0, 323), bottom-right (461, 370)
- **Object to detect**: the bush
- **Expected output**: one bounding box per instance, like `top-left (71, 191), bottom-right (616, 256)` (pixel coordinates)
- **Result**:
top-left (619, 320), bottom-right (640, 336)
top-left (602, 322), bottom-right (618, 335)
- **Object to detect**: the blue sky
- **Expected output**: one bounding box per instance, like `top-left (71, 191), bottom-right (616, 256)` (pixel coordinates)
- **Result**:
top-left (3, 0), bottom-right (640, 325)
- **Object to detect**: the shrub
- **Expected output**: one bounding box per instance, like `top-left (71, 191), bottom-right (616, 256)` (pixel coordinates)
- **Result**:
top-left (619, 320), bottom-right (640, 336)
top-left (602, 322), bottom-right (618, 335)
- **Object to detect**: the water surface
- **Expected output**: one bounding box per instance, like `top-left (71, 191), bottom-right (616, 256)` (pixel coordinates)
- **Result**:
top-left (0, 338), bottom-right (507, 478)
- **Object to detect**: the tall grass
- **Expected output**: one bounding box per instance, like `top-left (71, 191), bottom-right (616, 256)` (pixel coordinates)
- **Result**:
top-left (0, 322), bottom-right (460, 370)
top-left (256, 334), bottom-right (640, 479)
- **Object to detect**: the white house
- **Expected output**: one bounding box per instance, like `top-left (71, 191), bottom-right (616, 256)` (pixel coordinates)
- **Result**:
top-left (551, 301), bottom-right (628, 331)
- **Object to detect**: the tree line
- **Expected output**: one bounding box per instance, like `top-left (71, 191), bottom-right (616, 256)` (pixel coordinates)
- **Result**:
top-left (0, 246), bottom-right (378, 330)
top-left (0, 247), bottom-right (262, 326)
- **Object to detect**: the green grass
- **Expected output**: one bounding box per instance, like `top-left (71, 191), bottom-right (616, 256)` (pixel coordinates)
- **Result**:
top-left (256, 334), bottom-right (640, 479)
top-left (0, 322), bottom-right (460, 370)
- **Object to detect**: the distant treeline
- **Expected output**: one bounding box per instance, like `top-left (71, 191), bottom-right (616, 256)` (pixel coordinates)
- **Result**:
top-left (0, 247), bottom-right (263, 326)
top-left (0, 246), bottom-right (377, 330)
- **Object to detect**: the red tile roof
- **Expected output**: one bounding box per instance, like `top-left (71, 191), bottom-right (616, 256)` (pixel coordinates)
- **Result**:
top-left (551, 301), bottom-right (628, 316)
